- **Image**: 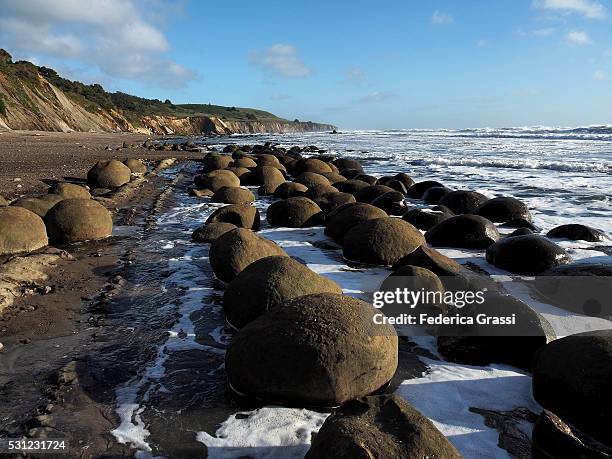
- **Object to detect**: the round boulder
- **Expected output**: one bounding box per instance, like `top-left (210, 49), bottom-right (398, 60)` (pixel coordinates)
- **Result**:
top-left (394, 172), bottom-right (415, 190)
top-left (209, 228), bottom-right (287, 282)
top-left (532, 330), bottom-right (612, 446)
top-left (205, 204), bottom-right (260, 230)
top-left (316, 192), bottom-right (356, 213)
top-left (294, 158), bottom-right (332, 175)
top-left (231, 157), bottom-right (257, 169)
top-left (225, 293), bottom-right (398, 407)
top-left (426, 215), bottom-right (500, 249)
top-left (304, 184), bottom-right (339, 201)
top-left (325, 203), bottom-right (388, 242)
top-left (333, 158), bottom-right (364, 173)
top-left (406, 180), bottom-right (445, 199)
top-left (473, 196), bottom-right (531, 223)
top-left (256, 166), bottom-right (285, 195)
top-left (354, 174), bottom-right (378, 185)
top-left (201, 154), bottom-right (232, 172)
top-left (223, 256), bottom-right (342, 329)
top-left (49, 183), bottom-right (91, 200)
top-left (439, 190), bottom-right (489, 214)
top-left (45, 199), bottom-right (112, 242)
top-left (273, 182), bottom-right (307, 199)
top-left (485, 234), bottom-right (571, 275)
top-left (294, 172), bottom-right (330, 189)
top-left (402, 208), bottom-right (452, 231)
top-left (305, 395), bottom-right (461, 459)
top-left (191, 222), bottom-right (237, 243)
top-left (547, 224), bottom-right (606, 242)
top-left (376, 177), bottom-right (407, 194)
top-left (321, 172), bottom-right (347, 184)
top-left (11, 194), bottom-right (64, 218)
top-left (0, 207), bottom-right (48, 255)
top-left (123, 159), bottom-right (147, 174)
top-left (334, 179), bottom-right (370, 196)
top-left (225, 166), bottom-right (251, 180)
top-left (343, 218), bottom-right (425, 266)
top-left (355, 185), bottom-right (395, 203)
top-left (87, 160), bottom-right (131, 188)
top-left (370, 191), bottom-right (407, 215)
top-left (194, 169), bottom-right (240, 192)
top-left (211, 187), bottom-right (255, 204)
top-left (267, 197), bottom-right (324, 228)
top-left (422, 186), bottom-right (452, 204)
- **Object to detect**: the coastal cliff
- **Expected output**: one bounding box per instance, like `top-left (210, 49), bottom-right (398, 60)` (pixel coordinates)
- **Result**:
top-left (0, 49), bottom-right (335, 135)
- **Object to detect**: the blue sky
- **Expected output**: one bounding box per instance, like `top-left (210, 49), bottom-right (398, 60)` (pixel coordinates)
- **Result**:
top-left (1, 0), bottom-right (611, 129)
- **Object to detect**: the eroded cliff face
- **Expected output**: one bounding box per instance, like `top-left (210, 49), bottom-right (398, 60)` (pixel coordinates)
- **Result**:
top-left (0, 72), bottom-right (335, 135)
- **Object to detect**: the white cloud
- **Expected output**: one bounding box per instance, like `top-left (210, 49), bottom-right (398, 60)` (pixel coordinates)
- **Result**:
top-left (533, 0), bottom-right (606, 19)
top-left (431, 11), bottom-right (454, 25)
top-left (0, 0), bottom-right (195, 88)
top-left (249, 44), bottom-right (311, 78)
top-left (594, 70), bottom-right (607, 80)
top-left (566, 30), bottom-right (592, 46)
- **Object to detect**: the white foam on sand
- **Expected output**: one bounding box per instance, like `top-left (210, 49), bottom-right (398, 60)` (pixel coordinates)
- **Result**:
top-left (196, 407), bottom-right (329, 459)
top-left (396, 358), bottom-right (541, 459)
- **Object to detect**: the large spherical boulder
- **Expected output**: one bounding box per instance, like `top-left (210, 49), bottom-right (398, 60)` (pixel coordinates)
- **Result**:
top-left (426, 215), bottom-right (500, 249)
top-left (376, 177), bottom-right (407, 194)
top-left (333, 158), bottom-right (364, 173)
top-left (406, 180), bottom-right (444, 198)
top-left (294, 158), bottom-right (332, 175)
top-left (225, 166), bottom-right (251, 180)
top-left (45, 199), bottom-right (112, 242)
top-left (316, 192), bottom-right (356, 213)
top-left (343, 218), bottom-right (425, 266)
top-left (194, 169), bottom-right (240, 192)
top-left (473, 196), bottom-right (531, 223)
top-left (402, 208), bottom-right (452, 231)
top-left (294, 172), bottom-right (330, 189)
top-left (0, 207), bottom-right (48, 255)
top-left (354, 174), bottom-right (378, 185)
top-left (87, 160), bottom-right (131, 188)
top-left (225, 293), bottom-right (398, 407)
top-left (422, 186), bottom-right (452, 204)
top-left (325, 203), bottom-right (388, 242)
top-left (231, 157), bottom-right (257, 169)
top-left (370, 191), bottom-right (407, 215)
top-left (255, 154), bottom-right (282, 168)
top-left (394, 172), bottom-right (415, 190)
top-left (392, 245), bottom-right (464, 277)
top-left (532, 330), bottom-right (612, 446)
top-left (321, 172), bottom-right (347, 184)
top-left (438, 190), bottom-right (489, 214)
top-left (223, 256), bottom-right (342, 329)
top-left (211, 187), bottom-right (255, 204)
top-left (273, 182), bottom-right (307, 199)
top-left (334, 179), bottom-right (370, 195)
top-left (201, 154), bottom-right (232, 172)
top-left (123, 159), bottom-right (147, 174)
top-left (11, 194), bottom-right (64, 218)
top-left (547, 224), bottom-right (606, 242)
top-left (256, 166), bottom-right (285, 195)
top-left (191, 222), bottom-right (237, 243)
top-left (49, 183), bottom-right (91, 200)
top-left (205, 204), bottom-right (260, 230)
top-left (305, 395), bottom-right (461, 459)
top-left (485, 234), bottom-right (571, 275)
top-left (209, 228), bottom-right (287, 282)
top-left (267, 197), bottom-right (324, 228)
top-left (354, 185), bottom-right (394, 203)
top-left (304, 184), bottom-right (339, 201)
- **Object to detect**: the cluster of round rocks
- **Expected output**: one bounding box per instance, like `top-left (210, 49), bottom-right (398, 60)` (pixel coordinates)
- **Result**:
top-left (189, 142), bottom-right (611, 456)
top-left (0, 158), bottom-right (147, 256)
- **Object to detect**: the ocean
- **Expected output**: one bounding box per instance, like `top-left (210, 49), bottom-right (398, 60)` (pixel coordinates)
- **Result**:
top-left (111, 127), bottom-right (611, 458)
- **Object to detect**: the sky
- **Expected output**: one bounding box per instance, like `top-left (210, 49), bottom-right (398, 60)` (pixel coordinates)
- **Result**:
top-left (0, 0), bottom-right (611, 129)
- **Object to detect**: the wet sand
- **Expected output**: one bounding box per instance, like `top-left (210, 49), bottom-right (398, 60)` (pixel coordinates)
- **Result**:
top-left (0, 130), bottom-right (197, 199)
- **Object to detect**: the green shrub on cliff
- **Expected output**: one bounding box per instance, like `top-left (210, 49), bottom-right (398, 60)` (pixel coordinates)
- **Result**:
top-left (0, 96), bottom-right (6, 116)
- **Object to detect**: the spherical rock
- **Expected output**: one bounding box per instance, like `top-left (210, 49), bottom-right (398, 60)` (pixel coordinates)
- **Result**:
top-left (508, 228), bottom-right (533, 237)
top-left (315, 192), bottom-right (356, 213)
top-left (255, 154), bottom-right (282, 168)
top-left (225, 293), bottom-right (398, 407)
top-left (334, 179), bottom-right (370, 195)
top-left (355, 185), bottom-right (395, 203)
top-left (225, 167), bottom-right (251, 180)
top-left (485, 234), bottom-right (571, 275)
top-left (392, 245), bottom-right (463, 277)
top-left (305, 395), bottom-right (461, 459)
top-left (231, 157), bottom-right (257, 168)
top-left (343, 218), bottom-right (425, 266)
top-left (547, 224), bottom-right (606, 242)
top-left (500, 218), bottom-right (539, 230)
top-left (422, 186), bottom-right (452, 204)
top-left (205, 204), bottom-right (260, 230)
top-left (325, 203), bottom-right (388, 242)
top-left (194, 169), bottom-right (240, 192)
top-left (406, 180), bottom-right (445, 198)
top-left (123, 158), bottom-right (147, 174)
top-left (87, 160), bottom-right (131, 188)
top-left (273, 182), bottom-right (307, 199)
top-left (45, 199), bottom-right (112, 242)
top-left (354, 174), bottom-right (378, 185)
top-left (532, 330), bottom-right (612, 446)
top-left (191, 222), bottom-right (237, 243)
top-left (333, 158), bottom-right (364, 173)
top-left (49, 183), bottom-right (91, 200)
top-left (304, 184), bottom-right (339, 201)
top-left (210, 228), bottom-right (287, 282)
top-left (394, 172), bottom-right (415, 190)
top-left (256, 166), bottom-right (285, 195)
top-left (293, 158), bottom-right (333, 175)
top-left (267, 197), bottom-right (324, 228)
top-left (223, 256), bottom-right (342, 329)
top-left (439, 190), bottom-right (489, 214)
top-left (376, 177), bottom-right (407, 194)
top-left (294, 172), bottom-right (330, 189)
top-left (202, 154), bottom-right (232, 172)
top-left (370, 191), bottom-right (407, 215)
top-left (321, 172), bottom-right (347, 184)
top-left (11, 194), bottom-right (64, 218)
top-left (0, 206), bottom-right (48, 255)
top-left (211, 187), bottom-right (255, 204)
top-left (402, 208), bottom-right (452, 231)
top-left (426, 215), bottom-right (500, 249)
top-left (473, 196), bottom-right (531, 223)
